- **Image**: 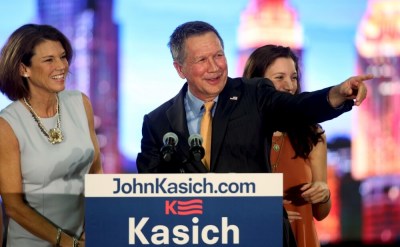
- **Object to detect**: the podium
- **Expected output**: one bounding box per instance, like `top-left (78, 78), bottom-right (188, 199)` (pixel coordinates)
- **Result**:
top-left (85, 173), bottom-right (283, 246)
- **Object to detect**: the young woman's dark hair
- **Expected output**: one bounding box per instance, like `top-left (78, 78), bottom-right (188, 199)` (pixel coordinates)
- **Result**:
top-left (243, 44), bottom-right (324, 159)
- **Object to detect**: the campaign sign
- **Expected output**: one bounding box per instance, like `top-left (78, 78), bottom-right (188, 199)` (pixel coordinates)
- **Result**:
top-left (85, 173), bottom-right (283, 246)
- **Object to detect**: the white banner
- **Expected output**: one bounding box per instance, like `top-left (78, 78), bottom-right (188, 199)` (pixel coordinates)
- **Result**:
top-left (85, 173), bottom-right (282, 197)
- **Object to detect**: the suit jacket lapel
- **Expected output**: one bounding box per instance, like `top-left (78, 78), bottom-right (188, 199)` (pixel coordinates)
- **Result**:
top-left (166, 83), bottom-right (208, 173)
top-left (166, 87), bottom-right (188, 145)
top-left (211, 78), bottom-right (242, 170)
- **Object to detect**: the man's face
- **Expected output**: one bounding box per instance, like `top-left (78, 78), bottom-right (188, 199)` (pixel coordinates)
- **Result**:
top-left (174, 32), bottom-right (228, 102)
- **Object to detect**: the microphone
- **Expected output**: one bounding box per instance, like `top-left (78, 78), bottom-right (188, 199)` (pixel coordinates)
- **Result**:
top-left (160, 132), bottom-right (178, 162)
top-left (188, 134), bottom-right (205, 162)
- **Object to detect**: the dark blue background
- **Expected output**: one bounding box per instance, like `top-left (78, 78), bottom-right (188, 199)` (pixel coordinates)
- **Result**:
top-left (86, 196), bottom-right (282, 246)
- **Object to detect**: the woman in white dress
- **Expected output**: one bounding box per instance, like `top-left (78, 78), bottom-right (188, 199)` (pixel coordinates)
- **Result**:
top-left (0, 24), bottom-right (103, 247)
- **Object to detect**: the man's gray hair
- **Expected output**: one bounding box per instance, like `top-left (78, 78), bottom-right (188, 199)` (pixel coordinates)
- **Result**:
top-left (168, 21), bottom-right (224, 64)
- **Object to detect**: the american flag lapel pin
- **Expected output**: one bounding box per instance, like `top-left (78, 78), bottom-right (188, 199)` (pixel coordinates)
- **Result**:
top-left (229, 96), bottom-right (238, 100)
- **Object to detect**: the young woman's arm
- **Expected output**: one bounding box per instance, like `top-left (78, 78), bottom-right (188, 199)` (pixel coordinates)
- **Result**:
top-left (301, 133), bottom-right (331, 221)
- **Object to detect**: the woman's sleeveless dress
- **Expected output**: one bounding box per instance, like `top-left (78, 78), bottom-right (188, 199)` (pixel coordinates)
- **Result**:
top-left (271, 135), bottom-right (320, 247)
top-left (0, 90), bottom-right (94, 247)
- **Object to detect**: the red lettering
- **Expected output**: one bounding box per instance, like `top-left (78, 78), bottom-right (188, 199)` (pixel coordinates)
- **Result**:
top-left (165, 200), bottom-right (177, 215)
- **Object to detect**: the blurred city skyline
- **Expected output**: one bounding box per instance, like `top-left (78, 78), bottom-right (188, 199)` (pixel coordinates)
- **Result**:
top-left (0, 0), bottom-right (368, 164)
top-left (2, 1), bottom-right (400, 245)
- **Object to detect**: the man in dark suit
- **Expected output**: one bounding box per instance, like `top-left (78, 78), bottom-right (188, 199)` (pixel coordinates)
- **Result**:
top-left (136, 21), bottom-right (372, 246)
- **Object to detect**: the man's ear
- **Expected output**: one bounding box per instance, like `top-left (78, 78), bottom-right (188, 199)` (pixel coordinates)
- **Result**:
top-left (173, 61), bottom-right (186, 79)
top-left (19, 63), bottom-right (30, 78)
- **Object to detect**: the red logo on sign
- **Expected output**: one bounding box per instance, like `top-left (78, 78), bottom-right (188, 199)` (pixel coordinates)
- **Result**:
top-left (165, 199), bottom-right (203, 215)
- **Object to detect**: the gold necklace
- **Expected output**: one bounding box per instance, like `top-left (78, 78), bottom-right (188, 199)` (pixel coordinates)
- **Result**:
top-left (271, 133), bottom-right (285, 172)
top-left (23, 94), bottom-right (63, 144)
